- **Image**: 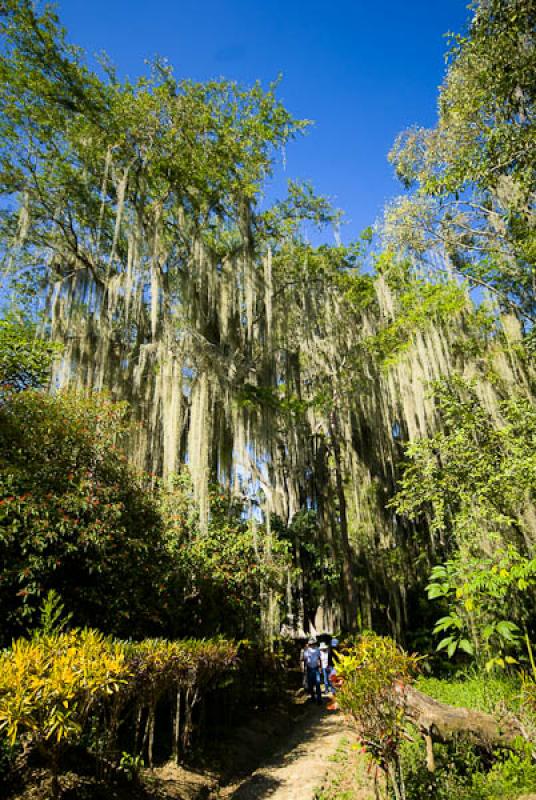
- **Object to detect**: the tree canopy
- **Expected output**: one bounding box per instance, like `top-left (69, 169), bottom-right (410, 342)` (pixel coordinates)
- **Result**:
top-left (0, 0), bottom-right (534, 649)
top-left (386, 0), bottom-right (535, 324)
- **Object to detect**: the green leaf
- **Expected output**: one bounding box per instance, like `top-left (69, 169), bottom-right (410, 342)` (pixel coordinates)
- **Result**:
top-left (458, 639), bottom-right (474, 655)
top-left (482, 624), bottom-right (496, 641)
top-left (447, 639), bottom-right (458, 658)
top-left (486, 657), bottom-right (505, 671)
top-left (433, 615), bottom-right (456, 633)
top-left (436, 636), bottom-right (454, 652)
top-left (429, 566), bottom-right (447, 581)
top-left (496, 621), bottom-right (519, 642)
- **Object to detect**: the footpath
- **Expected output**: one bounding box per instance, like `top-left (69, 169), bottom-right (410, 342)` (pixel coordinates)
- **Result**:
top-left (218, 703), bottom-right (346, 800)
top-left (150, 697), bottom-right (376, 800)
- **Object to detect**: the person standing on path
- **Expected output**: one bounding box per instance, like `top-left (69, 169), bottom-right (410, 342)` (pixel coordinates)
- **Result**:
top-left (303, 636), bottom-right (322, 705)
top-left (319, 642), bottom-right (335, 694)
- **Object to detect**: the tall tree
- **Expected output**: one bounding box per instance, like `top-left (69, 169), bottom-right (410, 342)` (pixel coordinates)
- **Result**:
top-left (386, 0), bottom-right (535, 324)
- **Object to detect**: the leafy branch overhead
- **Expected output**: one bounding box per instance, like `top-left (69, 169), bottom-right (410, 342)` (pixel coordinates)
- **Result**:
top-left (385, 0), bottom-right (535, 323)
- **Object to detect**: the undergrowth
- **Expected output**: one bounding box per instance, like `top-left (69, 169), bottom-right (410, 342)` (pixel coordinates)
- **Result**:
top-left (320, 671), bottom-right (536, 800)
top-left (402, 673), bottom-right (536, 800)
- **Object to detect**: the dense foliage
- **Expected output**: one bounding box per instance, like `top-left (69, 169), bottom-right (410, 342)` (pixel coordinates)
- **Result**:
top-left (391, 377), bottom-right (536, 666)
top-left (334, 633), bottom-right (536, 800)
top-left (0, 621), bottom-right (242, 796)
top-left (335, 634), bottom-right (419, 799)
top-left (386, 0), bottom-right (535, 323)
top-left (0, 390), bottom-right (168, 641)
top-left (0, 1), bottom-right (535, 796)
top-left (394, 378), bottom-right (536, 546)
top-left (160, 475), bottom-right (291, 639)
top-left (0, 319), bottom-right (60, 396)
top-left (0, 387), bottom-right (298, 645)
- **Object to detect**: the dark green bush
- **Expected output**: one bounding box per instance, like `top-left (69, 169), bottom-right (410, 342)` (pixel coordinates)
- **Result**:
top-left (0, 733), bottom-right (17, 789)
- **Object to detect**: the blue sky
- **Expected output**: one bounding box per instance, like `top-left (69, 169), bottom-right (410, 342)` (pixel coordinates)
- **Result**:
top-left (56, 0), bottom-right (469, 243)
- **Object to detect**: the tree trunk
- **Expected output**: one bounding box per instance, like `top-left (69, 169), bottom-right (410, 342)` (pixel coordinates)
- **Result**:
top-left (134, 706), bottom-right (143, 755)
top-left (329, 411), bottom-right (356, 629)
top-left (147, 707), bottom-right (156, 768)
top-left (182, 687), bottom-right (199, 752)
top-left (403, 685), bottom-right (526, 751)
top-left (172, 688), bottom-right (181, 763)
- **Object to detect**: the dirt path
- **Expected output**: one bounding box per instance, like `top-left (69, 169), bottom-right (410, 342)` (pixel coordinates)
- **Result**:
top-left (217, 703), bottom-right (351, 800)
top-left (150, 694), bottom-right (376, 800)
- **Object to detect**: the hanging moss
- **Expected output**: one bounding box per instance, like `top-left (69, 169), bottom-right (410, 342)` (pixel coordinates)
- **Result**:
top-left (1, 3), bottom-right (534, 637)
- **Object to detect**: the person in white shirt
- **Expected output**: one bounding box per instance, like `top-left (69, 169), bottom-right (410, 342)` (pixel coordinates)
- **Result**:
top-left (319, 642), bottom-right (335, 694)
top-left (302, 637), bottom-right (322, 704)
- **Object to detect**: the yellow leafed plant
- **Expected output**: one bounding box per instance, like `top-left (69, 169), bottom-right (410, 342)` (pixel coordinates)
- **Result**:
top-left (0, 629), bottom-right (129, 747)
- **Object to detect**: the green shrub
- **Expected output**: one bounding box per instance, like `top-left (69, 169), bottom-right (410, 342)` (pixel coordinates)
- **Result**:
top-left (0, 390), bottom-right (168, 642)
top-left (0, 318), bottom-right (61, 396)
top-left (401, 735), bottom-right (487, 800)
top-left (416, 673), bottom-right (521, 715)
top-left (474, 750), bottom-right (536, 799)
top-left (0, 733), bottom-right (17, 789)
top-left (335, 633), bottom-right (419, 798)
top-left (401, 738), bottom-right (536, 800)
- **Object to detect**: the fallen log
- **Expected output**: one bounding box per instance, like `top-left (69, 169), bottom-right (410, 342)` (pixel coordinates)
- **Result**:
top-left (401, 684), bottom-right (527, 770)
